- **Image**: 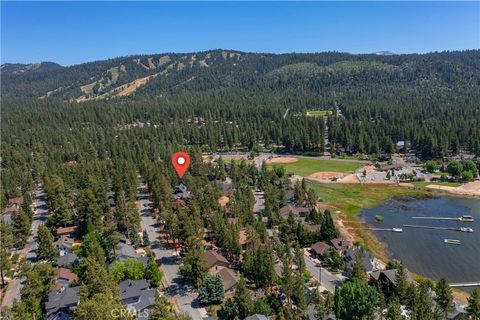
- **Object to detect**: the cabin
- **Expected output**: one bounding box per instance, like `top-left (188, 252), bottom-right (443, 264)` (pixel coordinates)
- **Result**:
top-left (119, 279), bottom-right (156, 318)
top-left (310, 241), bottom-right (332, 258)
top-left (52, 267), bottom-right (78, 291)
top-left (279, 204), bottom-right (311, 220)
top-left (56, 252), bottom-right (81, 268)
top-left (344, 247), bottom-right (381, 274)
top-left (203, 250), bottom-right (229, 271)
top-left (173, 184), bottom-right (191, 201)
top-left (56, 226), bottom-right (78, 238)
top-left (213, 267), bottom-right (240, 292)
top-left (329, 238), bottom-right (352, 255)
top-left (45, 286), bottom-right (80, 320)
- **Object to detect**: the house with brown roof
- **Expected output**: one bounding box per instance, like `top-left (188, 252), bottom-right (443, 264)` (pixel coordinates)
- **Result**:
top-left (369, 269), bottom-right (414, 288)
top-left (8, 196), bottom-right (24, 207)
top-left (279, 204), bottom-right (311, 220)
top-left (203, 250), bottom-right (229, 271)
top-left (52, 267), bottom-right (78, 291)
top-left (310, 241), bottom-right (332, 257)
top-left (329, 238), bottom-right (352, 255)
top-left (3, 196), bottom-right (25, 216)
top-left (56, 226), bottom-right (78, 238)
top-left (213, 267), bottom-right (240, 292)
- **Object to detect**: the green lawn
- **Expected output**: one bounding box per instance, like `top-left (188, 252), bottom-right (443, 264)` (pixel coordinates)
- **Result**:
top-left (268, 157), bottom-right (363, 176)
top-left (307, 183), bottom-right (430, 217)
top-left (306, 110), bottom-right (332, 117)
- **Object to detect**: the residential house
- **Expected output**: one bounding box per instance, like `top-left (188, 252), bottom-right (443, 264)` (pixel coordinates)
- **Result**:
top-left (213, 267), bottom-right (240, 292)
top-left (56, 236), bottom-right (76, 256)
top-left (310, 241), bottom-right (332, 258)
top-left (7, 196), bottom-right (24, 210)
top-left (329, 238), bottom-right (352, 255)
top-left (119, 279), bottom-right (156, 319)
top-left (203, 250), bottom-right (229, 271)
top-left (173, 184), bottom-right (191, 201)
top-left (55, 226), bottom-right (78, 238)
top-left (279, 204), bottom-right (311, 220)
top-left (45, 286), bottom-right (80, 320)
top-left (344, 247), bottom-right (381, 274)
top-left (52, 267), bottom-right (78, 291)
top-left (56, 252), bottom-right (80, 268)
top-left (369, 269), bottom-right (413, 287)
top-left (115, 241), bottom-right (149, 267)
top-left (2, 196), bottom-right (25, 224)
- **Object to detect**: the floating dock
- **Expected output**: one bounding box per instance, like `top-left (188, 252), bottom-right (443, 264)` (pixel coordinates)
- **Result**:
top-left (403, 225), bottom-right (474, 232)
top-left (412, 215), bottom-right (474, 222)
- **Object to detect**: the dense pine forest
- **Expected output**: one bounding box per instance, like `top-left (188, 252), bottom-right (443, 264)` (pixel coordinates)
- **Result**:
top-left (1, 49), bottom-right (480, 319)
top-left (2, 49), bottom-right (480, 201)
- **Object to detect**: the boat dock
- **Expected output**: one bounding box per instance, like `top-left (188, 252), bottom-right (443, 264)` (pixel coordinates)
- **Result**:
top-left (403, 225), bottom-right (474, 232)
top-left (412, 215), bottom-right (474, 222)
top-left (449, 282), bottom-right (480, 288)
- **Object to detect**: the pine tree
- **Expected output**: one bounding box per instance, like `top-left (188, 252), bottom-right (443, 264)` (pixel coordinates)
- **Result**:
top-left (37, 225), bottom-right (58, 262)
top-left (320, 210), bottom-right (338, 241)
top-left (466, 289), bottom-right (480, 319)
top-left (434, 277), bottom-right (454, 317)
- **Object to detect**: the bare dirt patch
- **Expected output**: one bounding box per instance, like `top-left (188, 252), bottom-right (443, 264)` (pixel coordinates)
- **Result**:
top-left (308, 171), bottom-right (344, 180)
top-left (218, 196), bottom-right (229, 207)
top-left (267, 157), bottom-right (298, 164)
top-left (426, 181), bottom-right (480, 197)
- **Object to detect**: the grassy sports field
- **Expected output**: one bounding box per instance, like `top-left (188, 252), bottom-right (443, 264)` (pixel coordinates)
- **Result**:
top-left (306, 110), bottom-right (332, 117)
top-left (268, 157), bottom-right (363, 176)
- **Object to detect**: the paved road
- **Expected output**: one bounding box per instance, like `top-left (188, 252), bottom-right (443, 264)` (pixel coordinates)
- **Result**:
top-left (1, 185), bottom-right (48, 308)
top-left (252, 189), bottom-right (265, 213)
top-left (137, 182), bottom-right (206, 320)
top-left (303, 252), bottom-right (345, 292)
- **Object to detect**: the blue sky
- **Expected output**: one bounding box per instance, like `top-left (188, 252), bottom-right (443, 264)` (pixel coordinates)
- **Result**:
top-left (2, 1), bottom-right (479, 66)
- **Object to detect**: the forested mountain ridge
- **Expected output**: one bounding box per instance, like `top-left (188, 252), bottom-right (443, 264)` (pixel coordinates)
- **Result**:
top-left (2, 49), bottom-right (479, 102)
top-left (0, 61), bottom-right (62, 76)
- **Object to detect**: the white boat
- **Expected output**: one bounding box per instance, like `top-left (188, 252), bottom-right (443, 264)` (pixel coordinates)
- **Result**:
top-left (392, 228), bottom-right (403, 232)
top-left (459, 215), bottom-right (475, 222)
top-left (460, 227), bottom-right (474, 233)
top-left (444, 239), bottom-right (461, 245)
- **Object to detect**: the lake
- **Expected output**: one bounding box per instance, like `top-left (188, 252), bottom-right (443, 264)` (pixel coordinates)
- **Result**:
top-left (361, 195), bottom-right (480, 289)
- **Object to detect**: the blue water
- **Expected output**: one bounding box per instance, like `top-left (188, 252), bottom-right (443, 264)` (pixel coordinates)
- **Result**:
top-left (361, 196), bottom-right (480, 288)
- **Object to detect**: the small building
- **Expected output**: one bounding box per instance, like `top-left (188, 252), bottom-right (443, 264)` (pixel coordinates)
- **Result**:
top-left (329, 238), bottom-right (352, 255)
top-left (56, 226), bottom-right (78, 238)
top-left (369, 269), bottom-right (414, 288)
top-left (203, 250), bottom-right (229, 271)
top-left (56, 236), bottom-right (75, 256)
top-left (56, 252), bottom-right (80, 268)
top-left (7, 196), bottom-right (24, 209)
top-left (45, 286), bottom-right (80, 320)
top-left (344, 247), bottom-right (381, 274)
top-left (173, 184), bottom-right (191, 201)
top-left (310, 241), bottom-right (332, 258)
top-left (52, 267), bottom-right (78, 291)
top-left (115, 241), bottom-right (149, 267)
top-left (214, 267), bottom-right (240, 292)
top-left (119, 279), bottom-right (156, 319)
top-left (279, 204), bottom-right (311, 220)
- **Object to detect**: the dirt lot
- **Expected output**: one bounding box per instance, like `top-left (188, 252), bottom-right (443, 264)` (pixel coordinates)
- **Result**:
top-left (426, 181), bottom-right (480, 197)
top-left (267, 157), bottom-right (298, 164)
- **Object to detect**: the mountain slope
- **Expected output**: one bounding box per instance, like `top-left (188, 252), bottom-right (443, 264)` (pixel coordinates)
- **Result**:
top-left (1, 49), bottom-right (479, 102)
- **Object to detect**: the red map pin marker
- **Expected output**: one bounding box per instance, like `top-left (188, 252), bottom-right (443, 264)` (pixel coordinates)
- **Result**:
top-left (172, 151), bottom-right (190, 178)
